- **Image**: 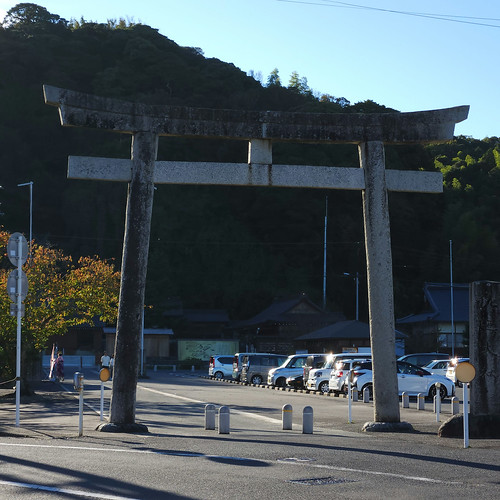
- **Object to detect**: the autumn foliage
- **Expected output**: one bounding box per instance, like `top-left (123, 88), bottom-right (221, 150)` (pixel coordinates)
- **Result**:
top-left (0, 230), bottom-right (120, 379)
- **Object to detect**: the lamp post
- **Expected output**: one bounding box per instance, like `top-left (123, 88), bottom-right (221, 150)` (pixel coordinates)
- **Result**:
top-left (344, 272), bottom-right (359, 321)
top-left (17, 181), bottom-right (33, 257)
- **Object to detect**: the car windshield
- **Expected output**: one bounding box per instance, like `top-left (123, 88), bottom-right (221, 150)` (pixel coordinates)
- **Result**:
top-left (397, 361), bottom-right (430, 376)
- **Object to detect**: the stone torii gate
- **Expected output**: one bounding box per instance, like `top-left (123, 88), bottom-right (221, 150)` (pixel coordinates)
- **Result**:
top-left (44, 85), bottom-right (468, 432)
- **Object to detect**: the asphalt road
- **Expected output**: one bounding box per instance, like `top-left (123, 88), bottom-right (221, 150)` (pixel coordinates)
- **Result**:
top-left (0, 370), bottom-right (498, 499)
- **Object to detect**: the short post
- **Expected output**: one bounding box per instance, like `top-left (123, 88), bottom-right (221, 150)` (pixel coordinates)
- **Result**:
top-left (348, 380), bottom-right (352, 423)
top-left (463, 383), bottom-right (469, 449)
top-left (363, 387), bottom-right (370, 403)
top-left (73, 372), bottom-right (84, 436)
top-left (205, 404), bottom-right (216, 430)
top-left (451, 396), bottom-right (460, 415)
top-left (303, 406), bottom-right (313, 434)
top-left (218, 405), bottom-right (230, 434)
top-left (282, 404), bottom-right (293, 430)
top-left (417, 393), bottom-right (425, 410)
top-left (434, 383), bottom-right (441, 422)
top-left (100, 381), bottom-right (104, 421)
top-left (352, 388), bottom-right (358, 402)
top-left (78, 390), bottom-right (84, 436)
top-left (401, 392), bottom-right (409, 408)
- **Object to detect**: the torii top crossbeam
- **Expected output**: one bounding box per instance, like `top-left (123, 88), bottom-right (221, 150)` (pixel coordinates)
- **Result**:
top-left (44, 85), bottom-right (468, 144)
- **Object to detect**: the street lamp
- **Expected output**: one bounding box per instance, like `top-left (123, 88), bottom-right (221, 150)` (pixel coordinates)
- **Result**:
top-left (17, 181), bottom-right (33, 257)
top-left (344, 272), bottom-right (359, 321)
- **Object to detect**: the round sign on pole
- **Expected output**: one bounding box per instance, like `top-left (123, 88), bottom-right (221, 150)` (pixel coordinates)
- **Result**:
top-left (99, 368), bottom-right (111, 382)
top-left (7, 232), bottom-right (28, 266)
top-left (455, 362), bottom-right (476, 383)
top-left (7, 269), bottom-right (28, 302)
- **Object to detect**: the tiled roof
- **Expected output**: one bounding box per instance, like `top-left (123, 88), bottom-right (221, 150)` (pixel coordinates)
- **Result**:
top-left (397, 282), bottom-right (469, 324)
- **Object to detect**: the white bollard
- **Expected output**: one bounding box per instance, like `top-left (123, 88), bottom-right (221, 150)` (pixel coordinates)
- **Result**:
top-left (282, 404), bottom-right (293, 430)
top-left (451, 396), bottom-right (460, 415)
top-left (417, 393), bottom-right (425, 410)
top-left (401, 392), bottom-right (409, 408)
top-left (363, 387), bottom-right (370, 403)
top-left (218, 406), bottom-right (230, 434)
top-left (352, 388), bottom-right (358, 402)
top-left (303, 406), bottom-right (313, 434)
top-left (205, 404), bottom-right (216, 430)
top-left (434, 396), bottom-right (441, 422)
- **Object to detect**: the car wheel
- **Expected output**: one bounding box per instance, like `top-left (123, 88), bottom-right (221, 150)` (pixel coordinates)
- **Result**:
top-left (275, 377), bottom-right (286, 387)
top-left (429, 384), bottom-right (447, 400)
top-left (319, 381), bottom-right (329, 394)
top-left (361, 383), bottom-right (373, 399)
top-left (214, 371), bottom-right (224, 379)
top-left (251, 374), bottom-right (263, 385)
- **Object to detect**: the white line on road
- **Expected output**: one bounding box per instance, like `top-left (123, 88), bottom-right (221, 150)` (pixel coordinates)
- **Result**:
top-left (139, 385), bottom-right (282, 424)
top-left (0, 441), bottom-right (465, 487)
top-left (0, 479), bottom-right (140, 500)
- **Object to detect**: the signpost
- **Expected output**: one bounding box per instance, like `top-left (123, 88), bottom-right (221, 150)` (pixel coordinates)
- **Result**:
top-left (7, 232), bottom-right (28, 427)
top-left (456, 361), bottom-right (476, 448)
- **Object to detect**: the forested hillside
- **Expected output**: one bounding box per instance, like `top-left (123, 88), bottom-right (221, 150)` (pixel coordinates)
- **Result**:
top-left (1, 4), bottom-right (499, 325)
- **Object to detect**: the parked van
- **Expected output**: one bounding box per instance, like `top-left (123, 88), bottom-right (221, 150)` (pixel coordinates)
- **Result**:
top-left (268, 353), bottom-right (324, 387)
top-left (241, 353), bottom-right (288, 385)
top-left (232, 352), bottom-right (275, 381)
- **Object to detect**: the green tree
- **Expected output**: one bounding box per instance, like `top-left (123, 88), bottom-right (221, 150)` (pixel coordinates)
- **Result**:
top-left (0, 230), bottom-right (120, 385)
top-left (1, 3), bottom-right (66, 29)
top-left (266, 68), bottom-right (281, 87)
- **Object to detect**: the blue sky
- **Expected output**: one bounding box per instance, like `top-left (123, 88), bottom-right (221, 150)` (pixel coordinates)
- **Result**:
top-left (1, 1), bottom-right (498, 139)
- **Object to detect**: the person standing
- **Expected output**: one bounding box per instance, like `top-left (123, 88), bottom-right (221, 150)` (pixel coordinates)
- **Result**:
top-left (109, 355), bottom-right (114, 380)
top-left (55, 352), bottom-right (64, 382)
top-left (101, 351), bottom-right (111, 371)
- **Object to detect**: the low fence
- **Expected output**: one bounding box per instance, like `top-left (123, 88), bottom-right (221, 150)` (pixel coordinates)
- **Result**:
top-left (42, 355), bottom-right (96, 369)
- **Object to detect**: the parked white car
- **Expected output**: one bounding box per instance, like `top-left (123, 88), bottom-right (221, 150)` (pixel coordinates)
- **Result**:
top-left (306, 352), bottom-right (371, 393)
top-left (422, 359), bottom-right (450, 378)
top-left (352, 361), bottom-right (455, 399)
top-left (446, 357), bottom-right (470, 385)
top-left (268, 354), bottom-right (313, 387)
top-left (329, 358), bottom-right (372, 394)
top-left (208, 355), bottom-right (234, 379)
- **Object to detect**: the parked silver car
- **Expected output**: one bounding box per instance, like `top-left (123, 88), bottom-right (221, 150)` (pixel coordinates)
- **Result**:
top-left (328, 358), bottom-right (371, 394)
top-left (208, 355), bottom-right (234, 379)
top-left (268, 353), bottom-right (322, 387)
top-left (306, 352), bottom-right (371, 393)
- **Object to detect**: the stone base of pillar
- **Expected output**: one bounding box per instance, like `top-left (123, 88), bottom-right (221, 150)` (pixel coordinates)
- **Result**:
top-left (362, 421), bottom-right (414, 433)
top-left (96, 422), bottom-right (149, 433)
top-left (438, 414), bottom-right (500, 438)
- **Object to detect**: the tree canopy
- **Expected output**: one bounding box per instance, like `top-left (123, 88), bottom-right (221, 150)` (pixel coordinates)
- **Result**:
top-left (0, 230), bottom-right (120, 380)
top-left (0, 3), bottom-right (498, 332)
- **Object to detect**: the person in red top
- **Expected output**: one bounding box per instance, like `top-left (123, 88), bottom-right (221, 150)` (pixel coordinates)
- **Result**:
top-left (55, 352), bottom-right (64, 382)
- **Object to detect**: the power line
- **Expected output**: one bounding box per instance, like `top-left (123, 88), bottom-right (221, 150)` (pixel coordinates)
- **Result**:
top-left (276, 0), bottom-right (500, 28)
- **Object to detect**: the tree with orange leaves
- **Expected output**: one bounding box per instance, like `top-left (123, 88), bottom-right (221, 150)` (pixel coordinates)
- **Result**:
top-left (0, 230), bottom-right (120, 382)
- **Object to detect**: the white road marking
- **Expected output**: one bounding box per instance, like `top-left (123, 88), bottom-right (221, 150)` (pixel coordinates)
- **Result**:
top-left (0, 479), bottom-right (140, 499)
top-left (278, 459), bottom-right (462, 484)
top-left (139, 385), bottom-right (282, 424)
top-left (0, 441), bottom-right (464, 486)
